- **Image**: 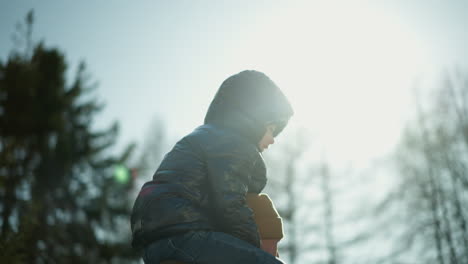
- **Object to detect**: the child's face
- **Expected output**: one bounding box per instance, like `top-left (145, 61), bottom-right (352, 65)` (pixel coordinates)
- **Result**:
top-left (258, 124), bottom-right (276, 152)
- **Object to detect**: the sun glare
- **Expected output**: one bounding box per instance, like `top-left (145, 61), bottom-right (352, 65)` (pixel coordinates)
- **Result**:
top-left (234, 1), bottom-right (431, 164)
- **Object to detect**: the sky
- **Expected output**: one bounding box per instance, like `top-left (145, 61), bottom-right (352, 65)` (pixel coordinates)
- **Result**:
top-left (1, 0), bottom-right (468, 166)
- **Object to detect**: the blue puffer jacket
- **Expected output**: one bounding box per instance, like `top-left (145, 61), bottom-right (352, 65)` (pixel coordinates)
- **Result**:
top-left (130, 70), bottom-right (293, 250)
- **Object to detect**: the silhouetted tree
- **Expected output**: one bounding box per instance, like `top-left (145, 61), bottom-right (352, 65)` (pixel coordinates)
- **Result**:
top-left (320, 162), bottom-right (338, 264)
top-left (383, 70), bottom-right (468, 263)
top-left (264, 129), bottom-right (373, 264)
top-left (0, 11), bottom-right (139, 263)
top-left (263, 129), bottom-right (308, 264)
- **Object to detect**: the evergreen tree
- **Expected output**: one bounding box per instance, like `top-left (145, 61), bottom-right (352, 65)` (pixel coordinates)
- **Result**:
top-left (0, 11), bottom-right (138, 263)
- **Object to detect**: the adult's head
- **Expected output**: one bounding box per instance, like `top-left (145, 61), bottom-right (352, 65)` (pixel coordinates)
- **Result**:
top-left (204, 70), bottom-right (294, 148)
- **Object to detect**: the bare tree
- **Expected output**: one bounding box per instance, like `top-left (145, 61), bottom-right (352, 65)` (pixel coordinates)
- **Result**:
top-left (264, 129), bottom-right (371, 264)
top-left (384, 70), bottom-right (468, 263)
top-left (320, 162), bottom-right (338, 264)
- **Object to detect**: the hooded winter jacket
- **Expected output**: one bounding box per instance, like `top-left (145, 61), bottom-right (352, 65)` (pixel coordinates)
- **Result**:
top-left (130, 70), bottom-right (293, 250)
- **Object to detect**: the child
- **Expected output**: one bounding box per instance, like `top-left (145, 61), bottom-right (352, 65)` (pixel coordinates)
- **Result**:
top-left (131, 70), bottom-right (293, 263)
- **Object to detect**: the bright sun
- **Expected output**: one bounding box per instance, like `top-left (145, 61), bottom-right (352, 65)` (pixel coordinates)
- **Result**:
top-left (234, 1), bottom-right (432, 165)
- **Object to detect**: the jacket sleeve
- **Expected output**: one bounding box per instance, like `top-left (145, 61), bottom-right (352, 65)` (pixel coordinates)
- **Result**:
top-left (204, 140), bottom-right (262, 248)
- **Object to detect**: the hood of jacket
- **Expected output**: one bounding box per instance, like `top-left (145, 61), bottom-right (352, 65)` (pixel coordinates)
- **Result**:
top-left (204, 70), bottom-right (294, 145)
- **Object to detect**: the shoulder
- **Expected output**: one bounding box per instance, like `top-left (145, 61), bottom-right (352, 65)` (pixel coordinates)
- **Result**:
top-left (185, 124), bottom-right (259, 159)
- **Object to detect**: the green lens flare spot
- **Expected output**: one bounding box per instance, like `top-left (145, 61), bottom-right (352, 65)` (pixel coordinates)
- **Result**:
top-left (114, 164), bottom-right (130, 184)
